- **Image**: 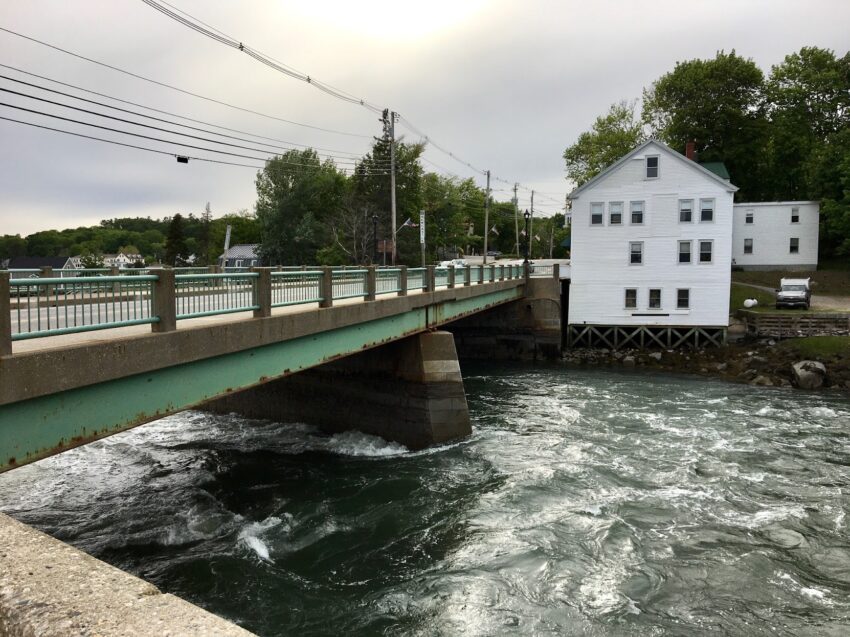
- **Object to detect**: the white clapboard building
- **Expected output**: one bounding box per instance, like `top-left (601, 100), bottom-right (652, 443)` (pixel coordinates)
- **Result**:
top-left (566, 139), bottom-right (737, 348)
top-left (732, 201), bottom-right (819, 271)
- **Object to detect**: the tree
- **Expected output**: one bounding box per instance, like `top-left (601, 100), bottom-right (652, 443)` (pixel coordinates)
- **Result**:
top-left (197, 202), bottom-right (214, 265)
top-left (0, 234), bottom-right (27, 258)
top-left (79, 252), bottom-right (104, 268)
top-left (255, 149), bottom-right (346, 265)
top-left (563, 100), bottom-right (646, 187)
top-left (765, 47), bottom-right (850, 199)
top-left (642, 50), bottom-right (769, 200)
top-left (806, 127), bottom-right (850, 257)
top-left (164, 213), bottom-right (189, 266)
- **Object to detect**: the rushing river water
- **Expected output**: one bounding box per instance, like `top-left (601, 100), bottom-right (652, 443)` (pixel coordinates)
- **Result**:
top-left (2, 364), bottom-right (850, 636)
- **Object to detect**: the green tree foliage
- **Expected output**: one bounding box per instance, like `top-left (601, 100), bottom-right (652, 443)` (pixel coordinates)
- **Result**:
top-left (642, 50), bottom-right (769, 200)
top-left (564, 100), bottom-right (646, 187)
top-left (164, 213), bottom-right (189, 266)
top-left (255, 149), bottom-right (347, 265)
top-left (0, 235), bottom-right (27, 258)
top-left (807, 127), bottom-right (850, 256)
top-left (79, 252), bottom-right (104, 268)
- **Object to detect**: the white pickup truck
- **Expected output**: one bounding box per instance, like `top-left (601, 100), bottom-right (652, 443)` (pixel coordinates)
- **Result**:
top-left (776, 277), bottom-right (812, 310)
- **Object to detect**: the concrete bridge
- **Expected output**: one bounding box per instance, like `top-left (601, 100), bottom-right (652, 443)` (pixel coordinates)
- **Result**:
top-left (1, 263), bottom-right (562, 474)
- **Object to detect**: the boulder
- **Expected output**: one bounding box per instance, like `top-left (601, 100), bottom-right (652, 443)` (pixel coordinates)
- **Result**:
top-left (791, 361), bottom-right (827, 390)
top-left (649, 352), bottom-right (662, 362)
top-left (622, 356), bottom-right (636, 368)
top-left (714, 362), bottom-right (728, 372)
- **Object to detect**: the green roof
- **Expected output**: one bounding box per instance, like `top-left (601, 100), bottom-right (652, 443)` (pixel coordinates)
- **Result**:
top-left (699, 161), bottom-right (731, 180)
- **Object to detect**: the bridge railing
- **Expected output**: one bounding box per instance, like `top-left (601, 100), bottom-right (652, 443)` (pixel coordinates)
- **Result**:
top-left (6, 274), bottom-right (159, 341)
top-left (175, 272), bottom-right (260, 320)
top-left (2, 264), bottom-right (532, 353)
top-left (271, 270), bottom-right (323, 307)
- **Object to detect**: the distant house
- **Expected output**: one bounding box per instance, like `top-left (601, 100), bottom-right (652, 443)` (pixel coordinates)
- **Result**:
top-left (70, 253), bottom-right (145, 268)
top-left (731, 201), bottom-right (819, 271)
top-left (566, 139), bottom-right (737, 348)
top-left (218, 244), bottom-right (261, 268)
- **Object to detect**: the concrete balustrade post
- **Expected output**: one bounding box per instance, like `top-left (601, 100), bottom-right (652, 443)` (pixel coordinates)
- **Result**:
top-left (524, 262), bottom-right (531, 283)
top-left (426, 266), bottom-right (436, 292)
top-left (152, 268), bottom-right (177, 333)
top-left (464, 265), bottom-right (471, 286)
top-left (552, 263), bottom-right (560, 281)
top-left (1, 272), bottom-right (11, 356)
top-left (207, 265), bottom-right (217, 274)
top-left (398, 266), bottom-right (408, 296)
top-left (252, 267), bottom-right (272, 318)
top-left (40, 266), bottom-right (54, 297)
top-left (499, 265), bottom-right (505, 281)
top-left (319, 267), bottom-right (333, 308)
top-left (366, 266), bottom-right (377, 301)
top-left (447, 265), bottom-right (455, 289)
top-left (489, 265), bottom-right (496, 283)
top-left (110, 266), bottom-right (121, 293)
top-left (478, 265), bottom-right (485, 284)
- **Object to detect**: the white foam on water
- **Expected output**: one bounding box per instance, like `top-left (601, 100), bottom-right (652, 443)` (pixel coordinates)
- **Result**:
top-left (322, 431), bottom-right (409, 457)
top-left (808, 407), bottom-right (838, 418)
top-left (237, 515), bottom-right (288, 562)
top-left (801, 587), bottom-right (827, 600)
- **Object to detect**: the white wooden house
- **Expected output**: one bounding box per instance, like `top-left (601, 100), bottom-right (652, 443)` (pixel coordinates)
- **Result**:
top-left (566, 139), bottom-right (737, 348)
top-left (732, 201), bottom-right (819, 271)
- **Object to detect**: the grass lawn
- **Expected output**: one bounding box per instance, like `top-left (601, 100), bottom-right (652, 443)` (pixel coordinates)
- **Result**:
top-left (732, 269), bottom-right (850, 297)
top-left (776, 335), bottom-right (850, 358)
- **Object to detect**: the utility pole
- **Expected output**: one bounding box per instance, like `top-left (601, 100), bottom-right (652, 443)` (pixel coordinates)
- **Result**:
top-left (381, 108), bottom-right (399, 265)
top-left (482, 170), bottom-right (491, 265)
top-left (513, 182), bottom-right (520, 257)
top-left (529, 190), bottom-right (535, 260)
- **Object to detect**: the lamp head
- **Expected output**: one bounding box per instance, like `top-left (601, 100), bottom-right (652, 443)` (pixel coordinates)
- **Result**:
top-left (524, 210), bottom-right (530, 220)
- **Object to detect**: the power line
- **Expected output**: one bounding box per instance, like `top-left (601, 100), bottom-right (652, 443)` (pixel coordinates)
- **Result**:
top-left (0, 26), bottom-right (371, 138)
top-left (0, 84), bottom-right (393, 165)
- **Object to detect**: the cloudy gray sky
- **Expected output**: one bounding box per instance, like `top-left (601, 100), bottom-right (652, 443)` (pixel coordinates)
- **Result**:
top-left (1, 0), bottom-right (848, 236)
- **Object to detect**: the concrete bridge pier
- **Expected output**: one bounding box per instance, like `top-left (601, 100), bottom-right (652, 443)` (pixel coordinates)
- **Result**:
top-left (203, 330), bottom-right (471, 450)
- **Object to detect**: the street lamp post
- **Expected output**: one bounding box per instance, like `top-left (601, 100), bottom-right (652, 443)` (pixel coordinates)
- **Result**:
top-left (523, 209), bottom-right (531, 264)
top-left (372, 214), bottom-right (378, 264)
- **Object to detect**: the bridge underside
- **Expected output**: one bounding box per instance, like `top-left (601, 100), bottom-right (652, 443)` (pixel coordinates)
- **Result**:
top-left (0, 284), bottom-right (522, 472)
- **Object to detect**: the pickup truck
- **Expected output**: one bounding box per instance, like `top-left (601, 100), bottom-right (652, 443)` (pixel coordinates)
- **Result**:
top-left (775, 277), bottom-right (811, 310)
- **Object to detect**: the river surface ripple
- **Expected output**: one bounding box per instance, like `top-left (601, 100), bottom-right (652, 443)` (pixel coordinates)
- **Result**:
top-left (1, 364), bottom-right (850, 636)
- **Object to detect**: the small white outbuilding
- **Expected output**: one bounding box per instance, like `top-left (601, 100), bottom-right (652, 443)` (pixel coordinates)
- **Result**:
top-left (731, 201), bottom-right (819, 271)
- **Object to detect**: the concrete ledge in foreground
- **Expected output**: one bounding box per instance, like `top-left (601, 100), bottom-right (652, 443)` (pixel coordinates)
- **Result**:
top-left (0, 513), bottom-right (254, 637)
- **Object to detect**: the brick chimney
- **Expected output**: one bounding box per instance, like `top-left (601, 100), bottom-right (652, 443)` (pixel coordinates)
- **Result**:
top-left (685, 140), bottom-right (696, 161)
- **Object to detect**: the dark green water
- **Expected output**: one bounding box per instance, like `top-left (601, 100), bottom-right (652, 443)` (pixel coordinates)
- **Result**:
top-left (2, 364), bottom-right (850, 636)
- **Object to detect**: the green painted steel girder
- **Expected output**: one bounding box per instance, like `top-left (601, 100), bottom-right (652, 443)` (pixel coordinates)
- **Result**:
top-left (0, 287), bottom-right (520, 472)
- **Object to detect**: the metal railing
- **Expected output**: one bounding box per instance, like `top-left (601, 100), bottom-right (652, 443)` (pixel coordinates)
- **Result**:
top-left (2, 264), bottom-right (535, 351)
top-left (9, 275), bottom-right (158, 340)
top-left (175, 273), bottom-right (259, 320)
top-left (271, 270), bottom-right (323, 307)
top-left (332, 269), bottom-right (368, 300)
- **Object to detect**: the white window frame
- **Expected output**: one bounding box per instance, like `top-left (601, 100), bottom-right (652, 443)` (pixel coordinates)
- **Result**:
top-left (609, 201), bottom-right (623, 225)
top-left (745, 210), bottom-right (754, 224)
top-left (679, 199), bottom-right (694, 223)
top-left (235, 259), bottom-right (244, 268)
top-left (698, 240), bottom-right (713, 264)
top-left (630, 201), bottom-right (644, 225)
top-left (629, 241), bottom-right (644, 266)
top-left (678, 240), bottom-right (692, 264)
top-left (744, 238), bottom-right (753, 254)
top-left (645, 155), bottom-right (660, 179)
top-left (790, 237), bottom-right (800, 254)
top-left (699, 198), bottom-right (715, 223)
top-left (590, 202), bottom-right (604, 226)
top-left (676, 288), bottom-right (690, 310)
top-left (624, 288), bottom-right (638, 309)
top-left (648, 288), bottom-right (662, 310)
top-left (791, 207), bottom-right (800, 223)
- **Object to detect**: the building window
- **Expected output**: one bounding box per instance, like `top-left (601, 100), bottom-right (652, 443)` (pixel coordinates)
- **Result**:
top-left (700, 198), bottom-right (715, 222)
top-left (591, 202), bottom-right (604, 225)
top-left (678, 240), bottom-right (692, 264)
top-left (646, 156), bottom-right (659, 179)
top-left (629, 242), bottom-right (643, 265)
top-left (744, 238), bottom-right (753, 254)
top-left (745, 210), bottom-right (754, 224)
top-left (649, 288), bottom-right (662, 309)
top-left (609, 202), bottom-right (623, 225)
top-left (790, 237), bottom-right (799, 254)
top-left (791, 207), bottom-right (800, 223)
top-left (625, 288), bottom-right (637, 309)
top-left (699, 240), bottom-right (713, 263)
top-left (677, 289), bottom-right (690, 309)
top-left (679, 199), bottom-right (693, 223)
top-left (235, 259), bottom-right (243, 267)
top-left (630, 201), bottom-right (644, 224)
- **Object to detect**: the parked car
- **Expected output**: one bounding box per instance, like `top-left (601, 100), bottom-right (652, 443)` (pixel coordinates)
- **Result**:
top-left (775, 277), bottom-right (811, 310)
top-left (486, 250), bottom-right (502, 258)
top-left (438, 258), bottom-right (467, 268)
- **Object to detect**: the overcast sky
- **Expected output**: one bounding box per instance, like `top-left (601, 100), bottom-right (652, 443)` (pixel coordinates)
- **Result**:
top-left (1, 0), bottom-right (848, 236)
